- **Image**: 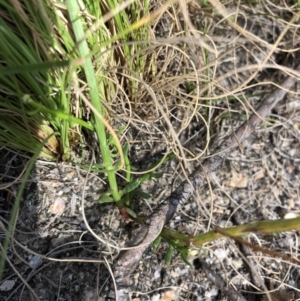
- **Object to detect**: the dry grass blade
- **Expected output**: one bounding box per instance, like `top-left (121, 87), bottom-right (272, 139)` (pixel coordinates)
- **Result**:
top-left (111, 63), bottom-right (300, 300)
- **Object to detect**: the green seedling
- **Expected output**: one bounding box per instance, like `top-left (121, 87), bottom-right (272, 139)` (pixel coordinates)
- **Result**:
top-left (165, 245), bottom-right (174, 265)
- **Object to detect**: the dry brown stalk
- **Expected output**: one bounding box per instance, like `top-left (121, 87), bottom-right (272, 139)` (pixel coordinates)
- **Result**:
top-left (216, 227), bottom-right (300, 266)
top-left (110, 63), bottom-right (300, 301)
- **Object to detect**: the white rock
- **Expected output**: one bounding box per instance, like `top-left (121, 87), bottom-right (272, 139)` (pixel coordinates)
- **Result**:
top-left (214, 248), bottom-right (227, 261)
top-left (0, 279), bottom-right (16, 291)
top-left (49, 197), bottom-right (65, 215)
top-left (154, 268), bottom-right (161, 279)
top-left (29, 255), bottom-right (42, 268)
top-left (151, 293), bottom-right (160, 301)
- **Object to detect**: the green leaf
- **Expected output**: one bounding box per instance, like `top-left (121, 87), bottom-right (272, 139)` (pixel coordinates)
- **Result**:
top-left (165, 245), bottom-right (174, 265)
top-left (131, 165), bottom-right (138, 171)
top-left (180, 247), bottom-right (192, 266)
top-left (133, 190), bottom-right (152, 199)
top-left (123, 143), bottom-right (129, 156)
top-left (152, 236), bottom-right (162, 252)
top-left (138, 171), bottom-right (163, 184)
top-left (0, 60), bottom-right (71, 76)
top-left (151, 172), bottom-right (163, 179)
top-left (124, 207), bottom-right (137, 218)
top-left (120, 179), bottom-right (141, 195)
top-left (99, 194), bottom-right (114, 203)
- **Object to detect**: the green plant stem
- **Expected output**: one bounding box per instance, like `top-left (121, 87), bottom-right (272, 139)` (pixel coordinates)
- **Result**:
top-left (124, 146), bottom-right (132, 206)
top-left (161, 217), bottom-right (300, 247)
top-left (67, 1), bottom-right (122, 206)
